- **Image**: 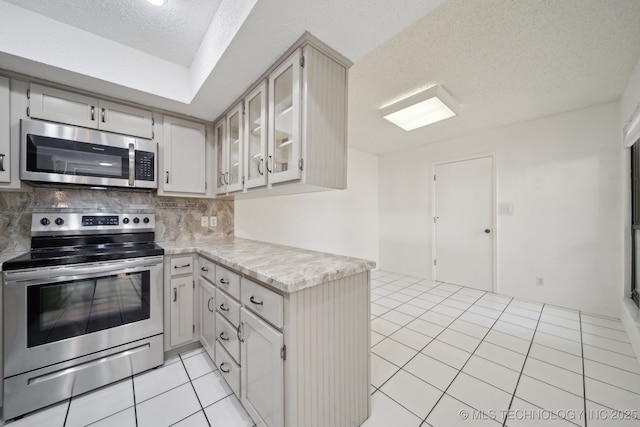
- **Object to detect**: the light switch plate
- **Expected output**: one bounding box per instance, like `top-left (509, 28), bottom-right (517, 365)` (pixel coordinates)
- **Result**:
top-left (201, 216), bottom-right (208, 227)
top-left (210, 216), bottom-right (217, 227)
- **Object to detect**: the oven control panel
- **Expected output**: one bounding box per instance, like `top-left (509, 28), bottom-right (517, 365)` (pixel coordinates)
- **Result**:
top-left (31, 212), bottom-right (155, 236)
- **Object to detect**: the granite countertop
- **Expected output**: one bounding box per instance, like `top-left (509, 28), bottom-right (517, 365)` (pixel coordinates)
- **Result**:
top-left (161, 237), bottom-right (376, 293)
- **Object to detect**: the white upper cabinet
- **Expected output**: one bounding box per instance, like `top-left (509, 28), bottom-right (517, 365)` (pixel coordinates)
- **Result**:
top-left (28, 83), bottom-right (153, 139)
top-left (161, 116), bottom-right (207, 195)
top-left (213, 35), bottom-right (351, 198)
top-left (268, 49), bottom-right (302, 185)
top-left (214, 119), bottom-right (227, 195)
top-left (244, 81), bottom-right (267, 189)
top-left (96, 100), bottom-right (153, 139)
top-left (226, 103), bottom-right (244, 193)
top-left (216, 102), bottom-right (244, 194)
top-left (0, 76), bottom-right (10, 183)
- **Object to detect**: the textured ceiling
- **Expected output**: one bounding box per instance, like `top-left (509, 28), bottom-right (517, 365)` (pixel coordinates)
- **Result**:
top-left (1, 0), bottom-right (639, 156)
top-left (4, 0), bottom-right (222, 67)
top-left (348, 0), bottom-right (640, 154)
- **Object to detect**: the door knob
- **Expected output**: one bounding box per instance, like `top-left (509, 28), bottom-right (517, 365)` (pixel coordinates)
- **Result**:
top-left (484, 229), bottom-right (491, 234)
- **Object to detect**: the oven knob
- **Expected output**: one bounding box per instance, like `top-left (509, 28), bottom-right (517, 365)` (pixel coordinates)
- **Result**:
top-left (123, 217), bottom-right (130, 224)
top-left (133, 217), bottom-right (140, 224)
top-left (55, 218), bottom-right (64, 226)
top-left (40, 217), bottom-right (50, 226)
top-left (143, 217), bottom-right (150, 224)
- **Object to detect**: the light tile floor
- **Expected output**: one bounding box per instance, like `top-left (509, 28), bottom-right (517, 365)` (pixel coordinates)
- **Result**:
top-left (4, 270), bottom-right (640, 426)
top-left (366, 270), bottom-right (640, 427)
top-left (0, 347), bottom-right (255, 427)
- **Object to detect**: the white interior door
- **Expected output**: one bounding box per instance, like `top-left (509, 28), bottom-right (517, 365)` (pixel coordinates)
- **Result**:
top-left (434, 156), bottom-right (494, 291)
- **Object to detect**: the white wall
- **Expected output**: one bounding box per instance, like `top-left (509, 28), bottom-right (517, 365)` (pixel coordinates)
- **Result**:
top-left (379, 102), bottom-right (623, 317)
top-left (234, 148), bottom-right (379, 262)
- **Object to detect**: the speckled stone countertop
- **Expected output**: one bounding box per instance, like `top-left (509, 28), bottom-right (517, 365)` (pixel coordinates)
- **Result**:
top-left (161, 237), bottom-right (376, 293)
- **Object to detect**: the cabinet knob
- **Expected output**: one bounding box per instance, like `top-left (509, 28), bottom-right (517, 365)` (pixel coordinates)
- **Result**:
top-left (484, 229), bottom-right (491, 234)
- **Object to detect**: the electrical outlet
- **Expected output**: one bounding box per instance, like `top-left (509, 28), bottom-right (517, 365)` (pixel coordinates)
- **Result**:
top-left (210, 216), bottom-right (217, 227)
top-left (536, 277), bottom-right (544, 287)
top-left (201, 216), bottom-right (208, 227)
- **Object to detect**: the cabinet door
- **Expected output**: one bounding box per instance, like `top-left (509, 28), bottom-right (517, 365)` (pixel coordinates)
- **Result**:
top-left (0, 76), bottom-right (10, 183)
top-left (214, 119), bottom-right (227, 195)
top-left (199, 278), bottom-right (216, 361)
top-left (241, 308), bottom-right (284, 427)
top-left (98, 100), bottom-right (153, 139)
top-left (170, 276), bottom-right (194, 347)
top-left (163, 116), bottom-right (206, 194)
top-left (29, 83), bottom-right (98, 129)
top-left (268, 49), bottom-right (302, 185)
top-left (226, 103), bottom-right (243, 193)
top-left (244, 81), bottom-right (267, 189)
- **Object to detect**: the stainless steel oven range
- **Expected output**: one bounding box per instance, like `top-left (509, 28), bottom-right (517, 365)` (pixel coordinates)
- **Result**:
top-left (2, 212), bottom-right (164, 419)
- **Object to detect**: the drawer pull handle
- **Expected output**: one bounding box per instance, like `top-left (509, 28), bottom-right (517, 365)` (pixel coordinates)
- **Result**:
top-left (237, 323), bottom-right (244, 343)
top-left (220, 363), bottom-right (230, 373)
top-left (174, 263), bottom-right (191, 269)
top-left (250, 296), bottom-right (264, 306)
top-left (219, 278), bottom-right (230, 285)
top-left (207, 297), bottom-right (214, 313)
top-left (219, 332), bottom-right (229, 341)
top-left (0, 153), bottom-right (5, 172)
top-left (201, 266), bottom-right (209, 272)
top-left (219, 303), bottom-right (229, 312)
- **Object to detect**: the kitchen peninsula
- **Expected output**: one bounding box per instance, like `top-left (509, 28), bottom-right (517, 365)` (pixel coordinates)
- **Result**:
top-left (162, 236), bottom-right (374, 427)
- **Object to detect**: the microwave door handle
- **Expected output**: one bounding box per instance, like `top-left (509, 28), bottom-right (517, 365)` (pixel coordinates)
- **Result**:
top-left (128, 143), bottom-right (135, 186)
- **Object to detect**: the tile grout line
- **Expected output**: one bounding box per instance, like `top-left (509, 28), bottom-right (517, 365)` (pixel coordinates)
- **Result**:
top-left (502, 303), bottom-right (544, 427)
top-left (373, 285), bottom-right (490, 420)
top-left (420, 293), bottom-right (515, 425)
top-left (579, 311), bottom-right (588, 427)
top-left (131, 374), bottom-right (139, 427)
top-left (178, 354), bottom-right (213, 427)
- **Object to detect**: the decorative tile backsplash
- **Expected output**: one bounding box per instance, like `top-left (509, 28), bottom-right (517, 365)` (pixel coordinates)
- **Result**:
top-left (0, 187), bottom-right (234, 253)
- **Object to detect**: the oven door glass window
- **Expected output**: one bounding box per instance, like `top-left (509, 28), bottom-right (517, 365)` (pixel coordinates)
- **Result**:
top-left (26, 271), bottom-right (150, 348)
top-left (26, 134), bottom-right (128, 179)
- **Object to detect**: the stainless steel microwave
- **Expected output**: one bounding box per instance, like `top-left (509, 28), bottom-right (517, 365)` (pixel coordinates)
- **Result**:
top-left (20, 119), bottom-right (157, 190)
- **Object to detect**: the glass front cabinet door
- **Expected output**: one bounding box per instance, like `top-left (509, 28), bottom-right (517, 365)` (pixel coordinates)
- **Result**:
top-left (214, 119), bottom-right (227, 195)
top-left (226, 103), bottom-right (243, 193)
top-left (244, 81), bottom-right (267, 189)
top-left (268, 49), bottom-right (301, 184)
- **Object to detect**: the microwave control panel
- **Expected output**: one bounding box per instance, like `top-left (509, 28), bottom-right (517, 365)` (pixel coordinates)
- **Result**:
top-left (135, 151), bottom-right (155, 181)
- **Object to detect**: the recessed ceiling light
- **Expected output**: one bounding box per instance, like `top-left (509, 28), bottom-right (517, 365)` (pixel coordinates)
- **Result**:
top-left (380, 85), bottom-right (459, 131)
top-left (147, 0), bottom-right (167, 6)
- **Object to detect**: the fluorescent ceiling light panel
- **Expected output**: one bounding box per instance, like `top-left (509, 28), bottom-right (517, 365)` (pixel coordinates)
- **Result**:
top-left (380, 85), bottom-right (459, 131)
top-left (147, 0), bottom-right (167, 6)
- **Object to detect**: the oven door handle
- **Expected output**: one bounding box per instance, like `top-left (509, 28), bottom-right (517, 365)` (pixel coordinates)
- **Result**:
top-left (128, 143), bottom-right (135, 187)
top-left (4, 256), bottom-right (163, 284)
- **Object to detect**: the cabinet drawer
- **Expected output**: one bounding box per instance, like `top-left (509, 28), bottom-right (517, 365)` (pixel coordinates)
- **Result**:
top-left (241, 278), bottom-right (284, 329)
top-left (215, 266), bottom-right (240, 299)
top-left (216, 313), bottom-right (240, 364)
top-left (199, 257), bottom-right (216, 283)
top-left (170, 256), bottom-right (193, 276)
top-left (216, 288), bottom-right (241, 326)
top-left (215, 341), bottom-right (240, 397)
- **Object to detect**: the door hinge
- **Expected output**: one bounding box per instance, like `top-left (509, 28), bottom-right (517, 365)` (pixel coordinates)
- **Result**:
top-left (433, 216), bottom-right (436, 223)
top-left (434, 259), bottom-right (437, 266)
top-left (433, 175), bottom-right (436, 181)
top-left (152, 117), bottom-right (155, 126)
top-left (193, 280), bottom-right (195, 288)
top-left (281, 345), bottom-right (286, 360)
top-left (26, 107), bottom-right (30, 117)
top-left (242, 176), bottom-right (245, 185)
top-left (193, 324), bottom-right (195, 333)
top-left (26, 89), bottom-right (30, 99)
top-left (298, 158), bottom-right (304, 171)
top-left (300, 56), bottom-right (305, 68)
top-left (152, 131), bottom-right (155, 140)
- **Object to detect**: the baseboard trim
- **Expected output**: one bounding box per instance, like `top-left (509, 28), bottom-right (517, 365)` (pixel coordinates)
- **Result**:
top-left (620, 298), bottom-right (640, 364)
